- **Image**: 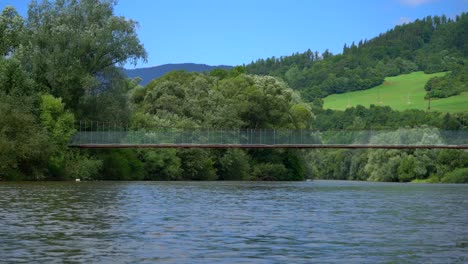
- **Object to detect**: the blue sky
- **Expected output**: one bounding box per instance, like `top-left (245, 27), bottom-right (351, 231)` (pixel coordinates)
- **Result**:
top-left (1, 0), bottom-right (466, 68)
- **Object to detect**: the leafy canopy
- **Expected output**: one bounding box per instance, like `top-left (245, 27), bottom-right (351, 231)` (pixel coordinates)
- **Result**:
top-left (19, 0), bottom-right (147, 109)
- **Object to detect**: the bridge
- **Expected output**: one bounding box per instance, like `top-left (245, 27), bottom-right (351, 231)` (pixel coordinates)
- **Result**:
top-left (68, 122), bottom-right (468, 149)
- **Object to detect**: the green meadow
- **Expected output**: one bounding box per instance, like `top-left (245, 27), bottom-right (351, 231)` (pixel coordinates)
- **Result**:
top-left (323, 72), bottom-right (467, 113)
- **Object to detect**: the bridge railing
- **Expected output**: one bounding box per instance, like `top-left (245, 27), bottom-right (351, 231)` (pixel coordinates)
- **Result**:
top-left (69, 123), bottom-right (468, 147)
top-left (69, 129), bottom-right (323, 145)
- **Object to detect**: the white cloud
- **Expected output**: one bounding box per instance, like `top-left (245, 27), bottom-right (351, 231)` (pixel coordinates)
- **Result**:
top-left (399, 0), bottom-right (437, 6)
top-left (397, 17), bottom-right (412, 25)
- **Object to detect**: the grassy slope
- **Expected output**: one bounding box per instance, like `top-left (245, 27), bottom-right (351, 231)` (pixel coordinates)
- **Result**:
top-left (323, 72), bottom-right (467, 113)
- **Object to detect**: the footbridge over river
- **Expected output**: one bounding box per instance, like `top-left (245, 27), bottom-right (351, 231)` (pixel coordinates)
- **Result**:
top-left (68, 122), bottom-right (468, 149)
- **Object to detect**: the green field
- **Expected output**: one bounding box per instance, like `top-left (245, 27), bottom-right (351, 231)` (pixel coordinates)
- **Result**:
top-left (323, 72), bottom-right (467, 113)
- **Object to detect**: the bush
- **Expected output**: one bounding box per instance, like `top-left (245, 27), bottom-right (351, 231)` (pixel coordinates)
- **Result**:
top-left (441, 168), bottom-right (468, 183)
top-left (99, 149), bottom-right (145, 180)
top-left (252, 163), bottom-right (288, 181)
top-left (63, 152), bottom-right (102, 180)
top-left (218, 149), bottom-right (250, 180)
top-left (178, 149), bottom-right (217, 180)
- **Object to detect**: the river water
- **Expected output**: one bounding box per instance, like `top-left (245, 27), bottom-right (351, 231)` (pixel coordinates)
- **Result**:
top-left (0, 181), bottom-right (467, 263)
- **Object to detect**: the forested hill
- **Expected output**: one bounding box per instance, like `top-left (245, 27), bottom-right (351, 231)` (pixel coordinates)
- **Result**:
top-left (246, 13), bottom-right (467, 101)
top-left (125, 63), bottom-right (232, 85)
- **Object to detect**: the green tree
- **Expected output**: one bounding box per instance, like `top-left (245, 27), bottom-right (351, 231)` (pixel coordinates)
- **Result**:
top-left (365, 150), bottom-right (401, 182)
top-left (99, 149), bottom-right (145, 180)
top-left (141, 149), bottom-right (182, 180)
top-left (289, 103), bottom-right (314, 129)
top-left (0, 95), bottom-right (51, 180)
top-left (251, 163), bottom-right (288, 181)
top-left (0, 58), bottom-right (37, 96)
top-left (40, 94), bottom-right (75, 146)
top-left (0, 6), bottom-right (23, 56)
top-left (19, 0), bottom-right (147, 110)
top-left (178, 149), bottom-right (217, 180)
top-left (39, 94), bottom-right (76, 177)
top-left (218, 149), bottom-right (251, 180)
top-left (441, 168), bottom-right (468, 183)
top-left (284, 65), bottom-right (305, 89)
top-left (61, 151), bottom-right (102, 180)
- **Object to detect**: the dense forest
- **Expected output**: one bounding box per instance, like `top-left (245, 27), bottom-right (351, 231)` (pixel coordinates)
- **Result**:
top-left (126, 69), bottom-right (312, 181)
top-left (246, 13), bottom-right (468, 101)
top-left (0, 1), bottom-right (466, 182)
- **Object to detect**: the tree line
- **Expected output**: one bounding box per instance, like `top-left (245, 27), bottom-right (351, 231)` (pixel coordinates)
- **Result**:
top-left (0, 1), bottom-right (466, 182)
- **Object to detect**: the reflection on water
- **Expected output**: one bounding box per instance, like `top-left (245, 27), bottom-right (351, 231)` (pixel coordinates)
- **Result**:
top-left (0, 181), bottom-right (467, 263)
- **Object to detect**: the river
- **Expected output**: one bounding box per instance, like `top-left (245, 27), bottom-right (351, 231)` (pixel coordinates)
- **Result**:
top-left (0, 180), bottom-right (467, 263)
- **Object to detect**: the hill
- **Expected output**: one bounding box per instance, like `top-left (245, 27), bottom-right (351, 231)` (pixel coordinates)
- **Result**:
top-left (323, 72), bottom-right (467, 113)
top-left (124, 63), bottom-right (232, 85)
top-left (246, 13), bottom-right (467, 101)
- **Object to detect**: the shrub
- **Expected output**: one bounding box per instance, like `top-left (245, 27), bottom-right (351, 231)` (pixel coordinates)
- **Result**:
top-left (441, 168), bottom-right (468, 183)
top-left (252, 163), bottom-right (288, 181)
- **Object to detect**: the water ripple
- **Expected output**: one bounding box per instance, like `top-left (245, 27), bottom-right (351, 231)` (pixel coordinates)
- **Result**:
top-left (0, 181), bottom-right (467, 263)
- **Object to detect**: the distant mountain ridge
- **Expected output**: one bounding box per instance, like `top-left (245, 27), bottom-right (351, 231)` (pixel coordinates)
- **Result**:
top-left (124, 63), bottom-right (233, 85)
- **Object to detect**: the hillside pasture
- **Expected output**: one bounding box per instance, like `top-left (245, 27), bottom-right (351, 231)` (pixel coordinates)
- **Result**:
top-left (323, 72), bottom-right (467, 113)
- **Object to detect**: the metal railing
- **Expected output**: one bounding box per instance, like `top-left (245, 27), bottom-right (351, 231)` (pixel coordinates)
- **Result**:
top-left (68, 122), bottom-right (468, 149)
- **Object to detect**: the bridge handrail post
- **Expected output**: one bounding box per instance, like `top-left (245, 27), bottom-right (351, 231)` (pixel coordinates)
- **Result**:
top-left (94, 121), bottom-right (97, 144)
top-left (104, 122), bottom-right (107, 144)
top-left (110, 122), bottom-right (112, 144)
top-left (273, 129), bottom-right (276, 145)
top-left (140, 125), bottom-right (143, 145)
top-left (84, 120), bottom-right (87, 144)
top-left (106, 122), bottom-right (108, 144)
top-left (78, 120), bottom-right (81, 144)
top-left (129, 124), bottom-right (132, 144)
top-left (301, 129), bottom-right (303, 145)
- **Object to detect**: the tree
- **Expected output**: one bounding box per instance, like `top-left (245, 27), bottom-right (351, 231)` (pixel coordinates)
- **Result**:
top-left (218, 149), bottom-right (251, 180)
top-left (0, 94), bottom-right (51, 180)
top-left (0, 58), bottom-right (37, 96)
top-left (252, 163), bottom-right (288, 181)
top-left (238, 75), bottom-right (297, 128)
top-left (40, 94), bottom-right (75, 147)
top-left (19, 0), bottom-right (147, 110)
top-left (0, 6), bottom-right (23, 56)
top-left (141, 149), bottom-right (182, 180)
top-left (178, 149), bottom-right (217, 180)
top-left (284, 65), bottom-right (305, 89)
top-left (39, 94), bottom-right (76, 177)
top-left (77, 71), bottom-right (137, 123)
top-left (365, 150), bottom-right (401, 182)
top-left (289, 103), bottom-right (314, 129)
top-left (98, 149), bottom-right (145, 180)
